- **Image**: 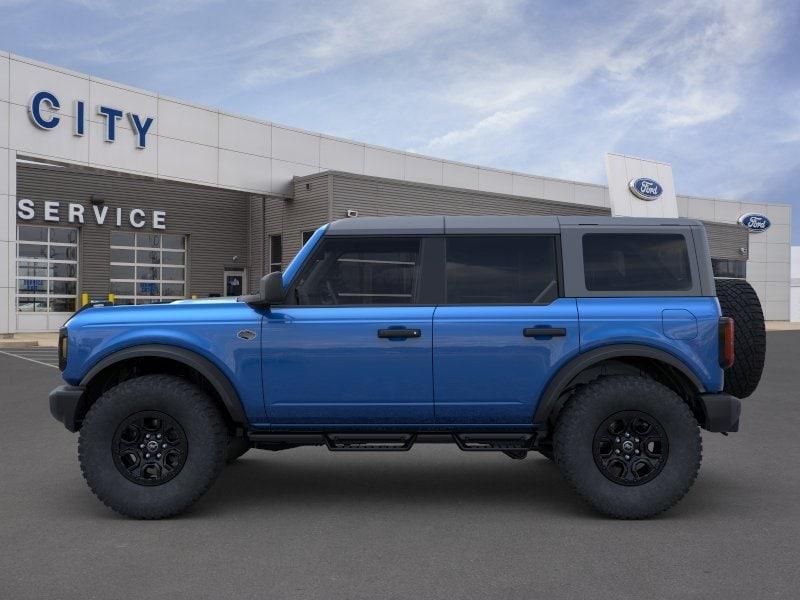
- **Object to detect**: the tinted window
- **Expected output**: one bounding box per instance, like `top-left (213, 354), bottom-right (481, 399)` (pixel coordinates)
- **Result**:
top-left (583, 233), bottom-right (692, 291)
top-left (294, 237), bottom-right (420, 305)
top-left (446, 236), bottom-right (558, 304)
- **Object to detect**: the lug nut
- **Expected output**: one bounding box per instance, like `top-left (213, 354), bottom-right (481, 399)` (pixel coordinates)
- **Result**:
top-left (634, 437), bottom-right (639, 442)
top-left (635, 449), bottom-right (640, 455)
top-left (625, 432), bottom-right (630, 438)
top-left (156, 453), bottom-right (161, 458)
top-left (162, 443), bottom-right (167, 448)
top-left (145, 434), bottom-right (151, 439)
top-left (139, 444), bottom-right (144, 449)
top-left (157, 434), bottom-right (162, 439)
top-left (615, 437), bottom-right (620, 443)
top-left (625, 455), bottom-right (630, 460)
top-left (145, 453), bottom-right (150, 458)
top-left (615, 449), bottom-right (620, 454)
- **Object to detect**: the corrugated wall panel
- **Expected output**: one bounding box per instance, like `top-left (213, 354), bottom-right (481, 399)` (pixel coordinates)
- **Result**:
top-left (328, 171), bottom-right (610, 222)
top-left (246, 195), bottom-right (265, 293)
top-left (703, 221), bottom-right (749, 261)
top-left (16, 163), bottom-right (249, 299)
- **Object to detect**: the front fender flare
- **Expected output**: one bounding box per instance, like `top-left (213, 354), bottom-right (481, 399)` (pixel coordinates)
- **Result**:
top-left (80, 344), bottom-right (247, 424)
top-left (533, 344), bottom-right (706, 424)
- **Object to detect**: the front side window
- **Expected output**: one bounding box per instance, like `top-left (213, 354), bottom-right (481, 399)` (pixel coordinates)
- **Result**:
top-left (582, 233), bottom-right (692, 292)
top-left (293, 237), bottom-right (420, 305)
top-left (445, 236), bottom-right (559, 304)
top-left (110, 232), bottom-right (186, 305)
top-left (16, 225), bottom-right (79, 312)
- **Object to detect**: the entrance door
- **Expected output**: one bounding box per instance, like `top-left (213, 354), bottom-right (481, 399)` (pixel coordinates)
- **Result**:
top-left (433, 235), bottom-right (580, 425)
top-left (261, 236), bottom-right (434, 425)
top-left (224, 270), bottom-right (246, 297)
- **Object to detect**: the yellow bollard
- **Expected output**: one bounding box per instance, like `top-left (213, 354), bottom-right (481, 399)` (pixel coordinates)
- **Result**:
top-left (108, 293), bottom-right (116, 304)
top-left (81, 292), bottom-right (90, 306)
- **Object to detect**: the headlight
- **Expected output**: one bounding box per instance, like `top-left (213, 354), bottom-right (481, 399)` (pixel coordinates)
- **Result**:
top-left (58, 328), bottom-right (68, 371)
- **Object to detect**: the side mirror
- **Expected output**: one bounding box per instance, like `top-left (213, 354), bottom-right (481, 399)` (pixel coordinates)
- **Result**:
top-left (263, 271), bottom-right (285, 304)
top-left (241, 271), bottom-right (284, 306)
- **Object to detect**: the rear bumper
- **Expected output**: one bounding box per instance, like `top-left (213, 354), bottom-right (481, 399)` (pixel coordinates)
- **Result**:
top-left (49, 385), bottom-right (85, 432)
top-left (699, 393), bottom-right (741, 433)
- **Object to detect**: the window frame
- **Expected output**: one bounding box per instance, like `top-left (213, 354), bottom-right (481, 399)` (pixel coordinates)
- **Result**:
top-left (284, 235), bottom-right (428, 307)
top-left (441, 234), bottom-right (563, 306)
top-left (560, 226), bottom-right (704, 298)
top-left (269, 234), bottom-right (282, 273)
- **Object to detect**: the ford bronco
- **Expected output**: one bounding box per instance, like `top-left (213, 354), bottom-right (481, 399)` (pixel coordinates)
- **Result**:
top-left (49, 216), bottom-right (766, 519)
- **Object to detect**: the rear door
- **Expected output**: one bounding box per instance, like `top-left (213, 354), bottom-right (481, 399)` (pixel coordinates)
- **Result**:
top-left (262, 236), bottom-right (435, 425)
top-left (433, 235), bottom-right (579, 425)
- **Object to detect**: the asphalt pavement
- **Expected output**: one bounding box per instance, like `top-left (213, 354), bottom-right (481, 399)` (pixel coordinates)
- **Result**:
top-left (1, 333), bottom-right (799, 599)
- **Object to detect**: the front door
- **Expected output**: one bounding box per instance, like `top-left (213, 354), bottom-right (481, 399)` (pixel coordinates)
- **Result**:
top-left (433, 235), bottom-right (580, 425)
top-left (262, 236), bottom-right (434, 425)
top-left (224, 270), bottom-right (246, 297)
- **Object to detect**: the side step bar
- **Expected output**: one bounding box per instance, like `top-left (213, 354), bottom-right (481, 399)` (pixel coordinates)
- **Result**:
top-left (248, 432), bottom-right (539, 452)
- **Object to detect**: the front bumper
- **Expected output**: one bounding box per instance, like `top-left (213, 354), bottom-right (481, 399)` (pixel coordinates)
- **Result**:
top-left (49, 385), bottom-right (85, 432)
top-left (699, 393), bottom-right (741, 433)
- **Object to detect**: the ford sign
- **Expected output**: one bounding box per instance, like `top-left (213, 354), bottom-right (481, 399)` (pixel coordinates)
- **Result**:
top-left (628, 178), bottom-right (663, 201)
top-left (738, 213), bottom-right (771, 233)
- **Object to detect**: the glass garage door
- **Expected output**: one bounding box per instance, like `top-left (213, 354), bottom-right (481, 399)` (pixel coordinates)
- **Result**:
top-left (16, 225), bottom-right (79, 314)
top-left (109, 232), bottom-right (187, 305)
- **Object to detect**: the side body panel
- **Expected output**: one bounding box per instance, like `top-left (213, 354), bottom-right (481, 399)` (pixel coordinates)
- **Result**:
top-left (262, 306), bottom-right (435, 425)
top-left (577, 297), bottom-right (723, 393)
top-left (432, 299), bottom-right (580, 424)
top-left (62, 300), bottom-right (267, 423)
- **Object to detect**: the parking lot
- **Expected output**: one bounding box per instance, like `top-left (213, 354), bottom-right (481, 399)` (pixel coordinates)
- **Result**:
top-left (1, 332), bottom-right (799, 599)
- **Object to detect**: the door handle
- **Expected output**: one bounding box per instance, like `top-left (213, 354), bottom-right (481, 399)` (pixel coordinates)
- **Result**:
top-left (378, 328), bottom-right (422, 339)
top-left (523, 327), bottom-right (566, 338)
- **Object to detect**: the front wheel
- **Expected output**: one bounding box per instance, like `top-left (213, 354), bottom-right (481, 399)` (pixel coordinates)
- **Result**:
top-left (78, 374), bottom-right (228, 519)
top-left (553, 376), bottom-right (702, 519)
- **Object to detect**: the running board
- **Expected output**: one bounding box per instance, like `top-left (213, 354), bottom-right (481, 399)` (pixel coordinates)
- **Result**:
top-left (248, 432), bottom-right (539, 452)
top-left (325, 433), bottom-right (415, 451)
top-left (453, 433), bottom-right (535, 451)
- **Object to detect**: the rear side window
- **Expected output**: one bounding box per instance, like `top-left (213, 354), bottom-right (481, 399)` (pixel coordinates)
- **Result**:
top-left (445, 236), bottom-right (559, 304)
top-left (582, 233), bottom-right (692, 292)
top-left (294, 237), bottom-right (420, 305)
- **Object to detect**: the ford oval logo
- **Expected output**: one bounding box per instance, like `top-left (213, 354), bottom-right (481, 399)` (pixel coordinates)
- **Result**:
top-left (628, 178), bottom-right (663, 201)
top-left (737, 213), bottom-right (771, 233)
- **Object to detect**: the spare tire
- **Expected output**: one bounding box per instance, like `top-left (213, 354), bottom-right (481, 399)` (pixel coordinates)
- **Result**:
top-left (715, 278), bottom-right (766, 398)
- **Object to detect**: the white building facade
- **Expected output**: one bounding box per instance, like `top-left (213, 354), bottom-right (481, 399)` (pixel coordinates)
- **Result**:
top-left (0, 51), bottom-right (792, 333)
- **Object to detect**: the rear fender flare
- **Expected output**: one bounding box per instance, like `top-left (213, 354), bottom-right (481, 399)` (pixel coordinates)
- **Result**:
top-left (534, 344), bottom-right (706, 424)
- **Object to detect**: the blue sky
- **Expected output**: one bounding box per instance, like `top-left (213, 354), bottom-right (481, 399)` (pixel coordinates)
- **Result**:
top-left (2, 0), bottom-right (800, 239)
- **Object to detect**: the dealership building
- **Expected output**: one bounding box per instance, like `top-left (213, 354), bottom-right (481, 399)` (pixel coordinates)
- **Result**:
top-left (0, 51), bottom-right (793, 333)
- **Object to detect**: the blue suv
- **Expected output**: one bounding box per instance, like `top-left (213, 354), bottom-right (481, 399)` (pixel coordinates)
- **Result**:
top-left (49, 216), bottom-right (765, 519)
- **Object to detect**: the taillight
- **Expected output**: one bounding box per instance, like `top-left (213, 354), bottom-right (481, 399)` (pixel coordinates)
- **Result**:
top-left (719, 317), bottom-right (734, 369)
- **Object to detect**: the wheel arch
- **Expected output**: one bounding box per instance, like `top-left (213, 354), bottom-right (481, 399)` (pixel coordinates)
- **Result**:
top-left (78, 344), bottom-right (247, 427)
top-left (534, 344), bottom-right (706, 426)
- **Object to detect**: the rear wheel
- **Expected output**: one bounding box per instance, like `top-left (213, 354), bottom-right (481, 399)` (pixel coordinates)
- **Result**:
top-left (78, 374), bottom-right (227, 519)
top-left (554, 376), bottom-right (701, 519)
top-left (715, 278), bottom-right (766, 398)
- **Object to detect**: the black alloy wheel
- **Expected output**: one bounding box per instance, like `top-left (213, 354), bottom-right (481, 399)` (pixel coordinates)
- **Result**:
top-left (592, 411), bottom-right (668, 486)
top-left (112, 411), bottom-right (188, 486)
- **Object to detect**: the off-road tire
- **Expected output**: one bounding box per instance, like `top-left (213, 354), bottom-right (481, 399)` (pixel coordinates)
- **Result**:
top-left (78, 374), bottom-right (227, 519)
top-left (226, 436), bottom-right (251, 463)
top-left (554, 376), bottom-right (702, 519)
top-left (715, 278), bottom-right (766, 398)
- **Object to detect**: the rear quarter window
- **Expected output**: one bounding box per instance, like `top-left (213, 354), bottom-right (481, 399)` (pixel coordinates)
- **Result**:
top-left (582, 233), bottom-right (692, 292)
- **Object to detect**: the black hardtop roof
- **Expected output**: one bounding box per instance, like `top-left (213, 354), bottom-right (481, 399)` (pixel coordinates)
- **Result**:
top-left (325, 215), bottom-right (702, 235)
